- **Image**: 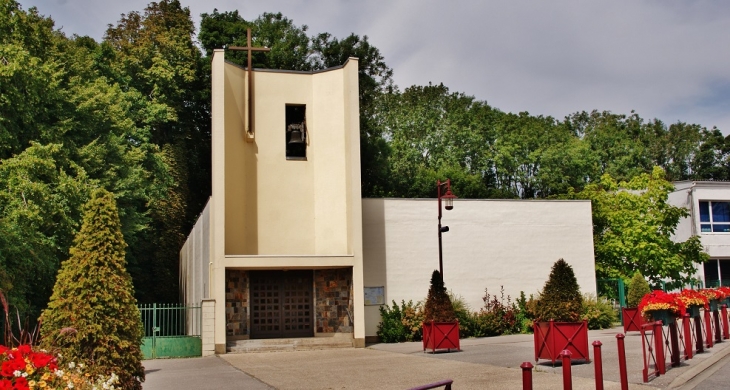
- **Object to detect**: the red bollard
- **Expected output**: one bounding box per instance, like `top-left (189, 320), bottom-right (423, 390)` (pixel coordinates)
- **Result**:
top-left (669, 321), bottom-right (680, 367)
top-left (520, 362), bottom-right (533, 390)
top-left (616, 334), bottom-right (629, 390)
top-left (722, 305), bottom-right (729, 340)
top-left (713, 309), bottom-right (722, 343)
top-left (654, 321), bottom-right (666, 375)
top-left (705, 310), bottom-right (714, 348)
top-left (683, 313), bottom-right (693, 360)
top-left (561, 349), bottom-right (572, 390)
top-left (694, 315), bottom-right (704, 353)
top-left (593, 341), bottom-right (603, 390)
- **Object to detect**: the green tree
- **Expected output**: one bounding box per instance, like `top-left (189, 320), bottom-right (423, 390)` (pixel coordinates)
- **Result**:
top-left (378, 83), bottom-right (496, 198)
top-left (575, 166), bottom-right (708, 284)
top-left (41, 189), bottom-right (144, 390)
top-left (534, 259), bottom-right (583, 322)
top-left (627, 272), bottom-right (650, 308)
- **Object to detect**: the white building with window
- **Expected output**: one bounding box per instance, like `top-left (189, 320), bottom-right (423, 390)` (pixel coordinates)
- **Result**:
top-left (669, 181), bottom-right (730, 287)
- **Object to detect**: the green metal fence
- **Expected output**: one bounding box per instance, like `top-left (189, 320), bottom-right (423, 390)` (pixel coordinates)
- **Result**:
top-left (138, 303), bottom-right (202, 359)
top-left (597, 278), bottom-right (626, 322)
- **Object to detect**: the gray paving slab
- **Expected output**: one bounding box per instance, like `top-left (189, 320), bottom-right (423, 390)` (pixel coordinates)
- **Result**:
top-left (142, 355), bottom-right (273, 390)
top-left (142, 326), bottom-right (730, 389)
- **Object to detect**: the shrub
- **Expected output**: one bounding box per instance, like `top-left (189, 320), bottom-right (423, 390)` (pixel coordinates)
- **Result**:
top-left (377, 300), bottom-right (423, 342)
top-left (423, 270), bottom-right (455, 322)
top-left (534, 259), bottom-right (583, 322)
top-left (40, 189), bottom-right (144, 390)
top-left (582, 294), bottom-right (619, 329)
top-left (449, 292), bottom-right (474, 337)
top-left (467, 287), bottom-right (521, 337)
top-left (627, 272), bottom-right (650, 308)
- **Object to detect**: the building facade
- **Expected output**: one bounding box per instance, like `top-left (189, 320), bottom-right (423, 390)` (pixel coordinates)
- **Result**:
top-left (669, 181), bottom-right (730, 287)
top-left (180, 50), bottom-right (598, 353)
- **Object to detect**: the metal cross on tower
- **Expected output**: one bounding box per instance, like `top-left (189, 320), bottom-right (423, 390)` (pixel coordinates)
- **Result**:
top-left (228, 28), bottom-right (271, 142)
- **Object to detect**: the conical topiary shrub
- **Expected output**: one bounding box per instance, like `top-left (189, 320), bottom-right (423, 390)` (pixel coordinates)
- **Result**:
top-left (423, 270), bottom-right (456, 322)
top-left (535, 259), bottom-right (583, 322)
top-left (627, 271), bottom-right (650, 308)
top-left (40, 189), bottom-right (144, 389)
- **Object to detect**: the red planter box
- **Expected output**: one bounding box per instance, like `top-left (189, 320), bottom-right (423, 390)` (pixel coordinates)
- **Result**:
top-left (533, 320), bottom-right (590, 364)
top-left (622, 307), bottom-right (644, 332)
top-left (422, 321), bottom-right (460, 353)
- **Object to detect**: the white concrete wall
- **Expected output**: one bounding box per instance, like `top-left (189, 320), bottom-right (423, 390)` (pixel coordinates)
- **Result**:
top-left (180, 199), bottom-right (210, 306)
top-left (362, 198), bottom-right (597, 337)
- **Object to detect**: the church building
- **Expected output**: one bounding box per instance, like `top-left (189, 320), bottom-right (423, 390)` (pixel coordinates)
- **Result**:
top-left (180, 46), bottom-right (598, 356)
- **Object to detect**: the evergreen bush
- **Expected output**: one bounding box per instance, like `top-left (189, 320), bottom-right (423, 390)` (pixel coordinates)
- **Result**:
top-left (40, 189), bottom-right (144, 390)
top-left (423, 270), bottom-right (456, 322)
top-left (627, 272), bottom-right (651, 308)
top-left (534, 259), bottom-right (583, 322)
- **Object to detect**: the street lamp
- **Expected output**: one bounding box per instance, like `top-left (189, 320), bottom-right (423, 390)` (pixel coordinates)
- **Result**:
top-left (437, 179), bottom-right (457, 278)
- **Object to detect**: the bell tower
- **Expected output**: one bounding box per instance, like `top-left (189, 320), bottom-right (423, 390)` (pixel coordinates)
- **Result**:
top-left (206, 42), bottom-right (366, 351)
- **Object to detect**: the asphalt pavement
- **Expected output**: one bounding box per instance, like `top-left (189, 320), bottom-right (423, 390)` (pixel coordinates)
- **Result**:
top-left (143, 326), bottom-right (730, 389)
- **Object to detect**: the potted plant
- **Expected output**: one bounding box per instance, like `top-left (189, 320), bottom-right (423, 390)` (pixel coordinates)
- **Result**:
top-left (678, 289), bottom-right (708, 318)
top-left (623, 272), bottom-right (650, 332)
top-left (700, 289), bottom-right (722, 311)
top-left (639, 290), bottom-right (685, 325)
top-left (422, 270), bottom-right (460, 353)
top-left (532, 259), bottom-right (590, 364)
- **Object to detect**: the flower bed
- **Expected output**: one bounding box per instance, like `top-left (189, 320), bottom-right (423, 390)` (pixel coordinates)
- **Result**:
top-left (678, 289), bottom-right (709, 309)
top-left (639, 290), bottom-right (685, 321)
top-left (0, 345), bottom-right (119, 390)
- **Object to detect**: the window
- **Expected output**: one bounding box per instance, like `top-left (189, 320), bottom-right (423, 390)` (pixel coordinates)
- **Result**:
top-left (699, 201), bottom-right (730, 233)
top-left (285, 105), bottom-right (306, 160)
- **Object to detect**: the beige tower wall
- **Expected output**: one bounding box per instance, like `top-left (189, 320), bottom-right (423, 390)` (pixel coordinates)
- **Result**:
top-left (209, 51), bottom-right (365, 350)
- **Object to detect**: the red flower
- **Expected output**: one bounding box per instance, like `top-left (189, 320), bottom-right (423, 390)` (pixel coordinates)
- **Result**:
top-left (0, 362), bottom-right (15, 378)
top-left (14, 346), bottom-right (29, 356)
top-left (638, 290), bottom-right (686, 317)
top-left (12, 377), bottom-right (28, 390)
top-left (0, 379), bottom-right (11, 390)
top-left (0, 346), bottom-right (7, 355)
top-left (29, 352), bottom-right (53, 369)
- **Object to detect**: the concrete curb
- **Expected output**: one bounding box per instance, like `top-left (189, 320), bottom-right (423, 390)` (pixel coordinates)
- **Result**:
top-left (667, 341), bottom-right (730, 389)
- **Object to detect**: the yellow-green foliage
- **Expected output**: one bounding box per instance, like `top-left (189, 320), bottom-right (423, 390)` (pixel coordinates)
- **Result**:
top-left (627, 272), bottom-right (651, 308)
top-left (582, 293), bottom-right (618, 329)
top-left (40, 189), bottom-right (144, 390)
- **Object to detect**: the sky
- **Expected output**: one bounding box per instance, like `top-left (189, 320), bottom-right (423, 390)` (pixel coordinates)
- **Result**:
top-left (19, 0), bottom-right (730, 134)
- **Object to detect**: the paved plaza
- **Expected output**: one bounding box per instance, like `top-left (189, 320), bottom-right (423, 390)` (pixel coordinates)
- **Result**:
top-left (144, 326), bottom-right (730, 389)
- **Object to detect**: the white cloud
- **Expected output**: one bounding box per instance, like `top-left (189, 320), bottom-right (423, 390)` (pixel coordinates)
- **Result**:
top-left (18, 0), bottom-right (730, 132)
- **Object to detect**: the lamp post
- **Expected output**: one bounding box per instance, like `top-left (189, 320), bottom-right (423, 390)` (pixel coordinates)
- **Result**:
top-left (437, 179), bottom-right (457, 278)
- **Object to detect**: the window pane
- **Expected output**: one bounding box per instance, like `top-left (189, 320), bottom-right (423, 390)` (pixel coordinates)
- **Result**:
top-left (713, 224), bottom-right (730, 233)
top-left (705, 259), bottom-right (719, 287)
top-left (700, 201), bottom-right (710, 222)
top-left (712, 202), bottom-right (730, 222)
top-left (701, 224), bottom-right (712, 232)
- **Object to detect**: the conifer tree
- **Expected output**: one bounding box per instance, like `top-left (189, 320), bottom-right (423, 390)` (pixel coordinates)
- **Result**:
top-left (627, 272), bottom-right (651, 308)
top-left (40, 189), bottom-right (144, 389)
top-left (535, 259), bottom-right (583, 322)
top-left (423, 270), bottom-right (456, 322)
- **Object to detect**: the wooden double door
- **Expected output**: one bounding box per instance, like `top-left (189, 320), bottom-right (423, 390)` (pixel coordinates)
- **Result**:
top-left (250, 270), bottom-right (314, 339)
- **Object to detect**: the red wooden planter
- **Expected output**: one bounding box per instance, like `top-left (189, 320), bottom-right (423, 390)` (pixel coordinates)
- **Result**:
top-left (622, 307), bottom-right (644, 332)
top-left (422, 321), bottom-right (460, 353)
top-left (533, 320), bottom-right (590, 364)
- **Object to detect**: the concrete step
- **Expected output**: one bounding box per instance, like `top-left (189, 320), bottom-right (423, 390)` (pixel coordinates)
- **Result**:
top-left (226, 335), bottom-right (354, 353)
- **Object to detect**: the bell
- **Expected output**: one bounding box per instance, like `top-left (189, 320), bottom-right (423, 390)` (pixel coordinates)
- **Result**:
top-left (288, 129), bottom-right (304, 144)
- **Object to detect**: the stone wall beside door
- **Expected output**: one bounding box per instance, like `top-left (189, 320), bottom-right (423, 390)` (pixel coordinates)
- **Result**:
top-left (314, 268), bottom-right (353, 333)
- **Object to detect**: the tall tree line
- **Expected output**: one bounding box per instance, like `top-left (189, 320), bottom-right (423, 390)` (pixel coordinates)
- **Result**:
top-left (0, 0), bottom-right (728, 317)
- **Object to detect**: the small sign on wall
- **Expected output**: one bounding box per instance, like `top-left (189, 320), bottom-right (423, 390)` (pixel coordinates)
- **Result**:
top-left (364, 286), bottom-right (385, 305)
